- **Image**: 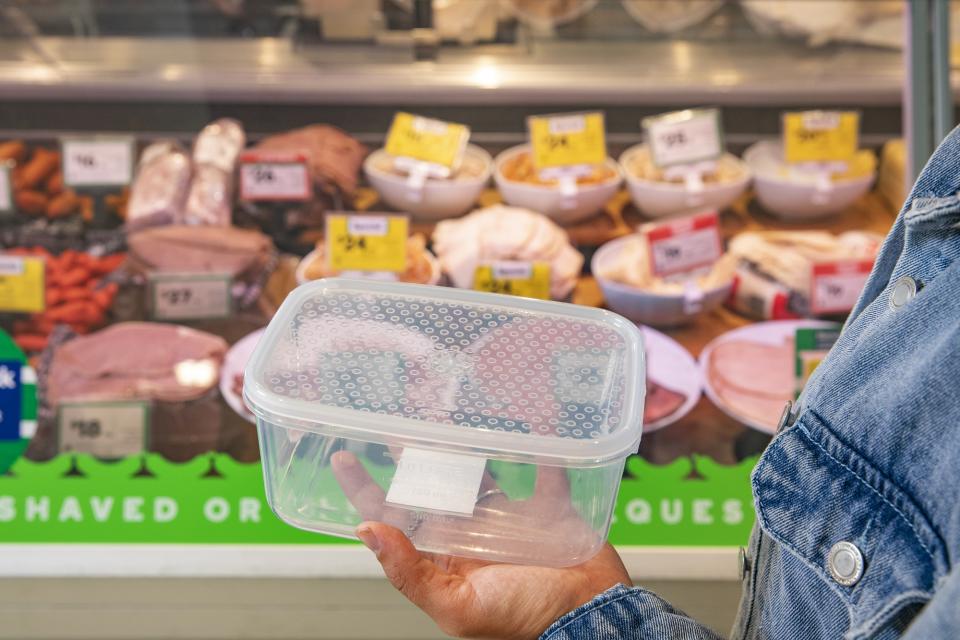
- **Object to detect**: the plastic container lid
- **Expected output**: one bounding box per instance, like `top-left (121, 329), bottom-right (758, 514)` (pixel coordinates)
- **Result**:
top-left (244, 279), bottom-right (645, 465)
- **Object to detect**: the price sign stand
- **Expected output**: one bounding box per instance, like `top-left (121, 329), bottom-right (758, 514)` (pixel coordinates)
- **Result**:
top-left (238, 151), bottom-right (312, 203)
top-left (0, 256), bottom-right (45, 314)
top-left (643, 211), bottom-right (723, 314)
top-left (325, 213), bottom-right (409, 275)
top-left (643, 108), bottom-right (724, 210)
top-left (528, 112), bottom-right (607, 211)
top-left (473, 261), bottom-right (551, 300)
top-left (384, 112), bottom-right (470, 203)
top-left (782, 111), bottom-right (860, 205)
top-left (147, 272), bottom-right (233, 322)
top-left (809, 259), bottom-right (874, 317)
top-left (57, 401), bottom-right (151, 459)
top-left (61, 135), bottom-right (136, 228)
top-left (0, 161), bottom-right (14, 223)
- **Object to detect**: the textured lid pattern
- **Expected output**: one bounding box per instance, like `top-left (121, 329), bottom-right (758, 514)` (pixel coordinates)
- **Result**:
top-left (246, 280), bottom-right (644, 462)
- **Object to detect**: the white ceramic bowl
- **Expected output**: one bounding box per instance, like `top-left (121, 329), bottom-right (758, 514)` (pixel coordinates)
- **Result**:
top-left (364, 145), bottom-right (492, 221)
top-left (493, 145), bottom-right (623, 226)
top-left (296, 247), bottom-right (442, 286)
top-left (592, 235), bottom-right (732, 327)
top-left (619, 144), bottom-right (751, 219)
top-left (744, 141), bottom-right (876, 221)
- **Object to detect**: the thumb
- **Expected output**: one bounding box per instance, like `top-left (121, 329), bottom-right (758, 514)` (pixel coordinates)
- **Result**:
top-left (356, 522), bottom-right (459, 616)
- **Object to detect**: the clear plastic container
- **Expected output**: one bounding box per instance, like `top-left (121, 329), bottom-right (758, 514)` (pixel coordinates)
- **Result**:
top-left (244, 279), bottom-right (645, 567)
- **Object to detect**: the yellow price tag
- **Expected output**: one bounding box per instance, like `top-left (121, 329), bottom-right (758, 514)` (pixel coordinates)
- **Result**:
top-left (326, 214), bottom-right (409, 273)
top-left (384, 112), bottom-right (470, 169)
top-left (0, 256), bottom-right (44, 313)
top-left (528, 112), bottom-right (607, 171)
top-left (783, 111), bottom-right (859, 164)
top-left (473, 262), bottom-right (551, 300)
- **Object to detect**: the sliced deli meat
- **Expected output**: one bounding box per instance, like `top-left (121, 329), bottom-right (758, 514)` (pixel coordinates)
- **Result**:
top-left (47, 322), bottom-right (228, 404)
top-left (707, 337), bottom-right (795, 428)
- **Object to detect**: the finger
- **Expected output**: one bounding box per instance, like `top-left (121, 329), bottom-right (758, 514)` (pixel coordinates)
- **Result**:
top-left (356, 522), bottom-right (465, 619)
top-left (533, 465), bottom-right (571, 505)
top-left (331, 451), bottom-right (386, 521)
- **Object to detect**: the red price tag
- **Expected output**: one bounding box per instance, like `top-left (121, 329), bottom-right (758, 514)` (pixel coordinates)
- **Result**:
top-left (810, 260), bottom-right (873, 315)
top-left (644, 211), bottom-right (723, 278)
top-left (239, 151), bottom-right (311, 202)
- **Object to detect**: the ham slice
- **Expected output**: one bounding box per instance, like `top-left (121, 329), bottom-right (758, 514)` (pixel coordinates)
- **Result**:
top-left (644, 379), bottom-right (686, 425)
top-left (707, 337), bottom-right (794, 429)
top-left (127, 225), bottom-right (273, 279)
top-left (47, 323), bottom-right (227, 404)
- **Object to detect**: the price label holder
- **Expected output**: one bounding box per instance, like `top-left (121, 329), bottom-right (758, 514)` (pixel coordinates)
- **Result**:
top-left (794, 326), bottom-right (841, 397)
top-left (58, 401), bottom-right (151, 458)
top-left (473, 261), bottom-right (551, 300)
top-left (644, 211), bottom-right (723, 315)
top-left (384, 112), bottom-right (470, 203)
top-left (783, 111), bottom-right (859, 203)
top-left (148, 272), bottom-right (233, 321)
top-left (0, 162), bottom-right (13, 216)
top-left (528, 112), bottom-right (607, 210)
top-left (809, 259), bottom-right (873, 316)
top-left (326, 213), bottom-right (409, 274)
top-left (61, 136), bottom-right (135, 189)
top-left (0, 256), bottom-right (45, 314)
top-left (238, 151), bottom-right (311, 202)
top-left (643, 108), bottom-right (724, 207)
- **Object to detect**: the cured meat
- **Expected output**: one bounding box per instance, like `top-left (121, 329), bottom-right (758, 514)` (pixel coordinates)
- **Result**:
top-left (126, 141), bottom-right (192, 229)
top-left (183, 119), bottom-right (246, 226)
top-left (432, 205), bottom-right (584, 300)
top-left (644, 379), bottom-right (686, 425)
top-left (47, 322), bottom-right (227, 404)
top-left (127, 225), bottom-right (273, 279)
top-left (255, 125), bottom-right (367, 196)
top-left (708, 337), bottom-right (795, 428)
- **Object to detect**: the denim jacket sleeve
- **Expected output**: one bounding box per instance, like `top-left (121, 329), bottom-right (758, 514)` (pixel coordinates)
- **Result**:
top-left (540, 585), bottom-right (725, 640)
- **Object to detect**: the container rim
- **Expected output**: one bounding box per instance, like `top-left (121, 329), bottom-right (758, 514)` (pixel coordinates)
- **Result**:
top-left (244, 278), bottom-right (645, 465)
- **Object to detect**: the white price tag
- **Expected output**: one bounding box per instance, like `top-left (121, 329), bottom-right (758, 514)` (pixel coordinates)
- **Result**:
top-left (58, 402), bottom-right (149, 458)
top-left (810, 260), bottom-right (873, 315)
top-left (0, 165), bottom-right (11, 212)
top-left (644, 109), bottom-right (723, 168)
top-left (644, 211), bottom-right (723, 278)
top-left (149, 273), bottom-right (232, 321)
top-left (62, 137), bottom-right (135, 188)
top-left (239, 151), bottom-right (311, 201)
top-left (386, 448), bottom-right (487, 515)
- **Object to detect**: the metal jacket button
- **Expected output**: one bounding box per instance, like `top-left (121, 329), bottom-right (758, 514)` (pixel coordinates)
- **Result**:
top-left (738, 546), bottom-right (750, 580)
top-left (828, 541), bottom-right (864, 587)
top-left (776, 401), bottom-right (793, 434)
top-left (890, 276), bottom-right (918, 309)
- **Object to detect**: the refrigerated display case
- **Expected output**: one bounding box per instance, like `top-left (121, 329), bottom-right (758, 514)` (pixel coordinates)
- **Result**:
top-left (0, 2), bottom-right (954, 638)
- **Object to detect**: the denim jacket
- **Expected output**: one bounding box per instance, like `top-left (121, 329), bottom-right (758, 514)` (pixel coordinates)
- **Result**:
top-left (543, 127), bottom-right (960, 640)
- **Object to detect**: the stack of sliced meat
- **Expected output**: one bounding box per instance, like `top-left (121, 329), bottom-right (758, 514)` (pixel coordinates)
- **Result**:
top-left (707, 337), bottom-right (794, 429)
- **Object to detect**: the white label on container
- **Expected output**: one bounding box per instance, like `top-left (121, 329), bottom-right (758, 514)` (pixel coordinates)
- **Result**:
top-left (645, 109), bottom-right (723, 168)
top-left (548, 114), bottom-right (587, 136)
top-left (58, 402), bottom-right (149, 458)
top-left (386, 448), bottom-right (486, 515)
top-left (0, 166), bottom-right (11, 212)
top-left (492, 261), bottom-right (533, 280)
top-left (150, 273), bottom-right (232, 321)
top-left (239, 161), bottom-right (311, 201)
top-left (62, 138), bottom-right (134, 187)
top-left (0, 257), bottom-right (24, 276)
top-left (348, 216), bottom-right (389, 236)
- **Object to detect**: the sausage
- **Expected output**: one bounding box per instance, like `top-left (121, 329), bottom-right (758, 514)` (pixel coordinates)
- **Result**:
top-left (46, 170), bottom-right (64, 196)
top-left (15, 148), bottom-right (59, 190)
top-left (0, 141), bottom-right (26, 163)
top-left (46, 189), bottom-right (80, 219)
top-left (14, 190), bottom-right (48, 216)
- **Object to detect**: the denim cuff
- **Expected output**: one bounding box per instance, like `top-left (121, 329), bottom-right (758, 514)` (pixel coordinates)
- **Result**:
top-left (539, 584), bottom-right (640, 639)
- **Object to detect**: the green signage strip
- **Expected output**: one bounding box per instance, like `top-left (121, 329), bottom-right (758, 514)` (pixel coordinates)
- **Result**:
top-left (0, 453), bottom-right (757, 547)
